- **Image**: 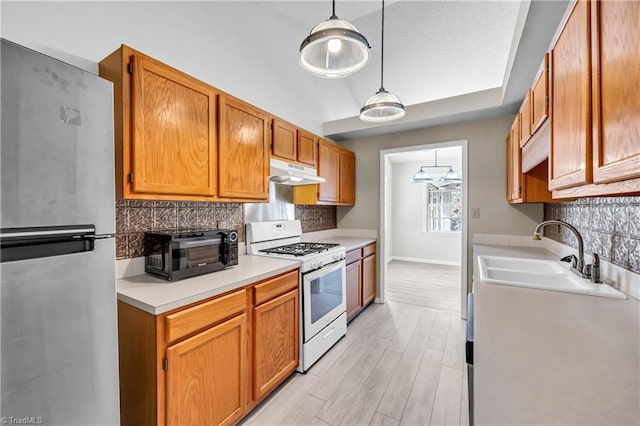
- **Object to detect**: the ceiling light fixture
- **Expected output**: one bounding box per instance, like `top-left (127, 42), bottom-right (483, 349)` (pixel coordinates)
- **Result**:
top-left (360, 0), bottom-right (405, 123)
top-left (299, 0), bottom-right (371, 78)
top-left (412, 151), bottom-right (462, 184)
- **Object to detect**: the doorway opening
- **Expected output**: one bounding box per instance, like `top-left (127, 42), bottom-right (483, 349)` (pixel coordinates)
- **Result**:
top-left (379, 140), bottom-right (468, 319)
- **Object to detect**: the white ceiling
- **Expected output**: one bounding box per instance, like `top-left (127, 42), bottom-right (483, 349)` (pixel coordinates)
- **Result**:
top-left (272, 0), bottom-right (521, 105)
top-left (259, 0), bottom-right (568, 140)
top-left (1, 0), bottom-right (568, 141)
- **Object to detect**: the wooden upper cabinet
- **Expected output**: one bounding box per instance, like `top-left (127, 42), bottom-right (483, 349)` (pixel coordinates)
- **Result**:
top-left (591, 0), bottom-right (640, 184)
top-left (218, 95), bottom-right (270, 200)
top-left (271, 117), bottom-right (318, 167)
top-left (519, 92), bottom-right (532, 147)
top-left (506, 135), bottom-right (513, 201)
top-left (531, 54), bottom-right (550, 134)
top-left (166, 314), bottom-right (247, 426)
top-left (99, 45), bottom-right (217, 201)
top-left (338, 148), bottom-right (355, 205)
top-left (317, 139), bottom-right (340, 203)
top-left (509, 115), bottom-right (522, 201)
top-left (549, 0), bottom-right (592, 191)
top-left (297, 129), bottom-right (318, 167)
top-left (271, 118), bottom-right (297, 162)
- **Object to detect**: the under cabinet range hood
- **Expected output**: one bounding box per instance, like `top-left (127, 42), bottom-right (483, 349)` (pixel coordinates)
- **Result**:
top-left (269, 158), bottom-right (325, 185)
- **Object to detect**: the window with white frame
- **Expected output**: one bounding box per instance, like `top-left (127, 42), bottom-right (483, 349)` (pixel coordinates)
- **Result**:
top-left (424, 183), bottom-right (462, 232)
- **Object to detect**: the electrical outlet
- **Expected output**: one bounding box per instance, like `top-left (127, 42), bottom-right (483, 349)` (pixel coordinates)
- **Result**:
top-left (472, 207), bottom-right (480, 219)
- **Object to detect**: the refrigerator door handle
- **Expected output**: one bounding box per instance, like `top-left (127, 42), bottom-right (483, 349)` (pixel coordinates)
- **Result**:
top-left (1, 225), bottom-right (101, 263)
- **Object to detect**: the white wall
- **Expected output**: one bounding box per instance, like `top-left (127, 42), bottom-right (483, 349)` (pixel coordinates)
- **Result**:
top-left (390, 161), bottom-right (461, 266)
top-left (337, 115), bottom-right (544, 292)
top-left (0, 1), bottom-right (358, 135)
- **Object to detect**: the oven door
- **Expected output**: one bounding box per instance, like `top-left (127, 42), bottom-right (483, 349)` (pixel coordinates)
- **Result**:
top-left (302, 259), bottom-right (346, 341)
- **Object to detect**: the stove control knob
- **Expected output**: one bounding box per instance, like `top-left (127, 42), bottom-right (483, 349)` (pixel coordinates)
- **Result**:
top-left (312, 261), bottom-right (319, 270)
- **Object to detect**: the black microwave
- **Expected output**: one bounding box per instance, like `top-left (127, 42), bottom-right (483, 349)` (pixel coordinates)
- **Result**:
top-left (144, 229), bottom-right (238, 281)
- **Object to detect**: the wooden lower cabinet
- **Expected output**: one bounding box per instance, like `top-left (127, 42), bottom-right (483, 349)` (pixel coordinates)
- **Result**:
top-left (362, 253), bottom-right (377, 306)
top-left (345, 259), bottom-right (362, 321)
top-left (345, 243), bottom-right (377, 321)
top-left (166, 314), bottom-right (247, 425)
top-left (117, 270), bottom-right (299, 426)
top-left (253, 288), bottom-right (299, 401)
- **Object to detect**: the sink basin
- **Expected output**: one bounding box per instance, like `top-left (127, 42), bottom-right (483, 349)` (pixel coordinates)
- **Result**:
top-left (480, 256), bottom-right (567, 275)
top-left (477, 255), bottom-right (626, 299)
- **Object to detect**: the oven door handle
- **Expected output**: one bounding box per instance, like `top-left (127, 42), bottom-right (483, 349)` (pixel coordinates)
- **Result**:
top-left (303, 259), bottom-right (346, 281)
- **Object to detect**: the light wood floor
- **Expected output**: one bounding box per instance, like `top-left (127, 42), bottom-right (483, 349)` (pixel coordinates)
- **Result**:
top-left (241, 301), bottom-right (469, 426)
top-left (386, 261), bottom-right (461, 315)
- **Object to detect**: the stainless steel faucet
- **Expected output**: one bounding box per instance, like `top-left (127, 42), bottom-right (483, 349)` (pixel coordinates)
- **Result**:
top-left (532, 220), bottom-right (589, 279)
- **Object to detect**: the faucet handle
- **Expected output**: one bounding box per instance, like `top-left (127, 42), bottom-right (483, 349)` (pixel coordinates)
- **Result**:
top-left (560, 254), bottom-right (578, 269)
top-left (590, 253), bottom-right (601, 283)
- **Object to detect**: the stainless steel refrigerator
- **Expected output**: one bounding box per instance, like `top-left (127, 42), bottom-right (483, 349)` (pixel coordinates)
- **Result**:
top-left (1, 39), bottom-right (120, 425)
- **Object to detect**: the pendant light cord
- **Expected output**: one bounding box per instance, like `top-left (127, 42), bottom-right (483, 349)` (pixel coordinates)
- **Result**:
top-left (380, 0), bottom-right (385, 91)
top-left (331, 0), bottom-right (337, 19)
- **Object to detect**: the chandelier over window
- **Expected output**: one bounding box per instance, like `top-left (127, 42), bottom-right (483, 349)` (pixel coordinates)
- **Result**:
top-left (412, 151), bottom-right (462, 186)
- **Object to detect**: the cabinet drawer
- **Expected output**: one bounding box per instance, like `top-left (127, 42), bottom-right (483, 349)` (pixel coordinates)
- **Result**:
top-left (346, 249), bottom-right (362, 264)
top-left (362, 243), bottom-right (376, 258)
top-left (254, 270), bottom-right (299, 306)
top-left (166, 289), bottom-right (246, 343)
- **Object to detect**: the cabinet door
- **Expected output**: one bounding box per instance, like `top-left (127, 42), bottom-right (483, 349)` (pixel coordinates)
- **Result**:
top-left (219, 95), bottom-right (270, 200)
top-left (362, 254), bottom-right (376, 306)
top-left (531, 54), bottom-right (549, 134)
top-left (131, 54), bottom-right (217, 197)
top-left (297, 129), bottom-right (318, 167)
top-left (317, 139), bottom-right (339, 203)
top-left (509, 116), bottom-right (522, 201)
top-left (338, 148), bottom-right (356, 205)
top-left (253, 289), bottom-right (299, 401)
top-left (506, 135), bottom-right (513, 201)
top-left (591, 0), bottom-right (640, 184)
top-left (346, 259), bottom-right (362, 321)
top-left (519, 92), bottom-right (532, 147)
top-left (166, 314), bottom-right (247, 426)
top-left (549, 0), bottom-right (592, 190)
top-left (272, 118), bottom-right (297, 162)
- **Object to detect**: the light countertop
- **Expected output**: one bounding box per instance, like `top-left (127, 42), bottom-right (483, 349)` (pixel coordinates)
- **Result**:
top-left (117, 255), bottom-right (299, 315)
top-left (472, 243), bottom-right (639, 424)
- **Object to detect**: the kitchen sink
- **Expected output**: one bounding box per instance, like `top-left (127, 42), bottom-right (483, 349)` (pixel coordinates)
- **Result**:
top-left (477, 255), bottom-right (626, 299)
top-left (480, 256), bottom-right (566, 275)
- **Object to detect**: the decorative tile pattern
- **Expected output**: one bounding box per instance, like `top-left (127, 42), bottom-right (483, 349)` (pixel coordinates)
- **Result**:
top-left (544, 196), bottom-right (640, 273)
top-left (114, 200), bottom-right (336, 259)
top-left (295, 205), bottom-right (337, 233)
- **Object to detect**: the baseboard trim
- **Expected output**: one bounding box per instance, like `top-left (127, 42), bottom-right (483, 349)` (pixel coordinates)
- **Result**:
top-left (388, 256), bottom-right (461, 267)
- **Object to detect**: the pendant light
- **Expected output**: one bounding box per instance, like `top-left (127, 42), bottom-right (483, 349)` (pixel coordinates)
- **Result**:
top-left (299, 0), bottom-right (371, 78)
top-left (360, 0), bottom-right (405, 123)
top-left (412, 151), bottom-right (462, 184)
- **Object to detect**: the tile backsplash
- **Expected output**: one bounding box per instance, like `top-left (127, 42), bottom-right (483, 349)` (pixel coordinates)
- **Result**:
top-left (115, 201), bottom-right (337, 259)
top-left (544, 196), bottom-right (640, 273)
top-left (295, 205), bottom-right (337, 233)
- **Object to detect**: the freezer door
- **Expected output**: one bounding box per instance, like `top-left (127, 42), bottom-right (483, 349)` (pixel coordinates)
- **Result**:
top-left (1, 238), bottom-right (120, 425)
top-left (1, 39), bottom-right (115, 234)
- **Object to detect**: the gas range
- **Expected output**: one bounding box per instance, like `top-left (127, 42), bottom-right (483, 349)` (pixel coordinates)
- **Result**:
top-left (246, 220), bottom-right (346, 273)
top-left (246, 219), bottom-right (347, 373)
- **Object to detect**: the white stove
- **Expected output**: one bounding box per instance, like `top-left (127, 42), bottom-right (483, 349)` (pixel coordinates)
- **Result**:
top-left (246, 220), bottom-right (347, 372)
top-left (246, 220), bottom-right (346, 272)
